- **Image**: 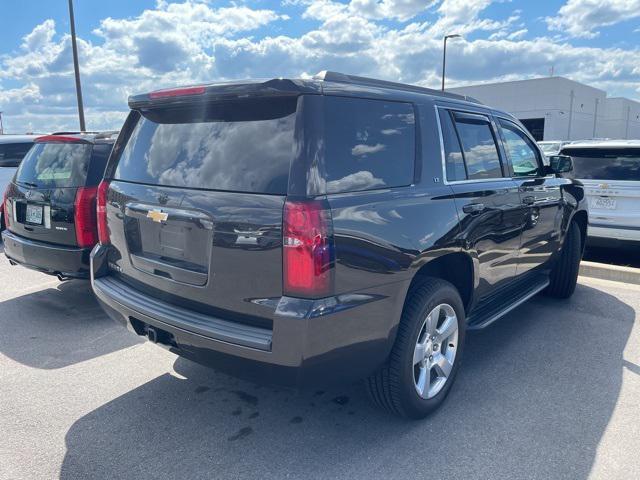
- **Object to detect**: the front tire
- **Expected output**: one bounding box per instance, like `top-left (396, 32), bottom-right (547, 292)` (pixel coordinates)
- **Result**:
top-left (545, 221), bottom-right (582, 299)
top-left (366, 278), bottom-right (466, 419)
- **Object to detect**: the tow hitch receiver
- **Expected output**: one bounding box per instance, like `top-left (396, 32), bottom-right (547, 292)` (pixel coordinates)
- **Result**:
top-left (147, 326), bottom-right (158, 344)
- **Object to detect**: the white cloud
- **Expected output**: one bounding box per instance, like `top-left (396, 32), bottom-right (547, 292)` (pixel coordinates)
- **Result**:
top-left (0, 0), bottom-right (639, 134)
top-left (326, 171), bottom-right (386, 193)
top-left (300, 0), bottom-right (438, 22)
top-left (507, 28), bottom-right (528, 40)
top-left (0, 2), bottom-right (286, 133)
top-left (351, 143), bottom-right (386, 156)
top-left (429, 0), bottom-right (520, 36)
top-left (546, 0), bottom-right (640, 39)
top-left (349, 0), bottom-right (439, 21)
top-left (21, 19), bottom-right (56, 51)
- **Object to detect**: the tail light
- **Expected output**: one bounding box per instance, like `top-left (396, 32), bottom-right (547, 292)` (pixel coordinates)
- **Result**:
top-left (2, 187), bottom-right (10, 230)
top-left (74, 186), bottom-right (98, 248)
top-left (283, 199), bottom-right (334, 298)
top-left (97, 180), bottom-right (110, 245)
top-left (149, 85), bottom-right (206, 99)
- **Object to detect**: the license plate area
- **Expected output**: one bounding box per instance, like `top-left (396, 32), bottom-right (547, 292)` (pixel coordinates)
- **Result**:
top-left (592, 197), bottom-right (617, 210)
top-left (124, 203), bottom-right (213, 286)
top-left (25, 204), bottom-right (44, 225)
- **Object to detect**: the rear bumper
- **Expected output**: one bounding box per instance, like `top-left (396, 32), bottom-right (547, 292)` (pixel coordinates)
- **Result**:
top-left (588, 224), bottom-right (640, 244)
top-left (90, 244), bottom-right (407, 387)
top-left (1, 229), bottom-right (91, 278)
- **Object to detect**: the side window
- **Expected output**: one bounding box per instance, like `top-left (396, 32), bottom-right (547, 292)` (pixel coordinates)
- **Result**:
top-left (499, 119), bottom-right (542, 177)
top-left (452, 113), bottom-right (503, 180)
top-left (0, 143), bottom-right (33, 168)
top-left (439, 110), bottom-right (466, 182)
top-left (324, 97), bottom-right (415, 194)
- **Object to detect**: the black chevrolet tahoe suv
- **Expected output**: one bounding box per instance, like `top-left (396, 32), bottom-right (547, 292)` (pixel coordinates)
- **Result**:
top-left (91, 72), bottom-right (587, 418)
top-left (3, 132), bottom-right (117, 279)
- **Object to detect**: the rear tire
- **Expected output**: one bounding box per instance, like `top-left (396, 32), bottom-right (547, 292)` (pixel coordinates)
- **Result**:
top-left (545, 221), bottom-right (582, 299)
top-left (366, 278), bottom-right (466, 419)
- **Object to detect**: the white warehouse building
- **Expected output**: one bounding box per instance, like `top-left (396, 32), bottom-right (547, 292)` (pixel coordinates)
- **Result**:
top-left (449, 77), bottom-right (640, 142)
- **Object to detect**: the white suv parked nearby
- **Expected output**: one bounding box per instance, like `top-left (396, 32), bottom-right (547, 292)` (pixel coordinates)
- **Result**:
top-left (0, 135), bottom-right (39, 231)
top-left (560, 140), bottom-right (640, 245)
top-left (538, 140), bottom-right (571, 157)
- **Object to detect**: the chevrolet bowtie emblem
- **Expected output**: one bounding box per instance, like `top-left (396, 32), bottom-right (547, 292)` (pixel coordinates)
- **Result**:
top-left (147, 209), bottom-right (168, 223)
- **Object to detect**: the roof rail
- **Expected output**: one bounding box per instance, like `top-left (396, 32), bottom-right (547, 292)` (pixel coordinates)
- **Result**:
top-left (313, 71), bottom-right (483, 104)
top-left (94, 130), bottom-right (120, 140)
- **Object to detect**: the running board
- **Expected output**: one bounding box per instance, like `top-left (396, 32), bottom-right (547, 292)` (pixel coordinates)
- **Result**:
top-left (467, 277), bottom-right (550, 330)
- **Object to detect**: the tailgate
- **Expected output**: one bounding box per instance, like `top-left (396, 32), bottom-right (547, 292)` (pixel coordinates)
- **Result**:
top-left (106, 181), bottom-right (285, 319)
top-left (583, 180), bottom-right (640, 229)
top-left (7, 184), bottom-right (79, 246)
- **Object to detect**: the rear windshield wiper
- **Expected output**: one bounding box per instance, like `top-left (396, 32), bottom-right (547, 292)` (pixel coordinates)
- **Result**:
top-left (17, 181), bottom-right (38, 188)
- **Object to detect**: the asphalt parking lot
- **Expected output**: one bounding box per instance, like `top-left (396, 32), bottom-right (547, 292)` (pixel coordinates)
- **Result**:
top-left (1, 243), bottom-right (639, 480)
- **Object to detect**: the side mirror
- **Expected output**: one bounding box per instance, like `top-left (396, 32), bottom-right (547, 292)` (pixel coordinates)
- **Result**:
top-left (547, 155), bottom-right (573, 175)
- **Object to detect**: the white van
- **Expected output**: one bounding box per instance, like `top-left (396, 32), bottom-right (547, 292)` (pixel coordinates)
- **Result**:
top-left (560, 140), bottom-right (640, 245)
top-left (0, 135), bottom-right (39, 230)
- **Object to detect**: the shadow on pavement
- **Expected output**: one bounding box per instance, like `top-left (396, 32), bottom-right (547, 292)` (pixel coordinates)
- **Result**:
top-left (584, 244), bottom-right (640, 269)
top-left (0, 280), bottom-right (141, 369)
top-left (60, 283), bottom-right (635, 479)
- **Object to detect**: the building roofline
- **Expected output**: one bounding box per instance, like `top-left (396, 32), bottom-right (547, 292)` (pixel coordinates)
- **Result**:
top-left (449, 76), bottom-right (608, 95)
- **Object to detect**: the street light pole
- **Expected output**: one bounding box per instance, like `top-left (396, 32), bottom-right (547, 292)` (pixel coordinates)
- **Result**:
top-left (68, 0), bottom-right (86, 131)
top-left (441, 34), bottom-right (461, 91)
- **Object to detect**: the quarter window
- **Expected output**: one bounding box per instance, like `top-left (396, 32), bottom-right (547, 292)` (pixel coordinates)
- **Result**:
top-left (499, 120), bottom-right (541, 177)
top-left (324, 97), bottom-right (415, 194)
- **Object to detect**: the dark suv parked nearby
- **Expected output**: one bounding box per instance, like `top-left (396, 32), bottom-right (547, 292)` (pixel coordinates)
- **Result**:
top-left (3, 132), bottom-right (117, 279)
top-left (91, 72), bottom-right (587, 418)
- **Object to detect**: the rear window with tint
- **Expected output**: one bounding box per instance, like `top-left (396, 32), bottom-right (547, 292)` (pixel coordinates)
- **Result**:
top-left (15, 143), bottom-right (92, 188)
top-left (564, 148), bottom-right (640, 181)
top-left (324, 97), bottom-right (415, 194)
top-left (0, 143), bottom-right (33, 168)
top-left (113, 97), bottom-right (297, 194)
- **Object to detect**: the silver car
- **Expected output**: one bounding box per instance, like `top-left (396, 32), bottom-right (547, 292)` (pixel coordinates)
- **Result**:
top-left (560, 140), bottom-right (640, 245)
top-left (0, 135), bottom-right (39, 230)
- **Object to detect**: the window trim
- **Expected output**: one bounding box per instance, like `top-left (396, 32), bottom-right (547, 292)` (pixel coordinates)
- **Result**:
top-left (435, 105), bottom-right (509, 185)
top-left (496, 116), bottom-right (545, 179)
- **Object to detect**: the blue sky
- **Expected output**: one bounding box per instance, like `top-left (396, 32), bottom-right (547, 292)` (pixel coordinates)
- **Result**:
top-left (1, 0), bottom-right (639, 133)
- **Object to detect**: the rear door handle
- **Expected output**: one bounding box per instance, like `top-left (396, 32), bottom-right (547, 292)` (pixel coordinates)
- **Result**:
top-left (522, 196), bottom-right (535, 205)
top-left (462, 203), bottom-right (485, 214)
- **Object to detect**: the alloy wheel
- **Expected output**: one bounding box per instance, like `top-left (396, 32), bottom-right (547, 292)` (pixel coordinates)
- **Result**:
top-left (413, 303), bottom-right (459, 399)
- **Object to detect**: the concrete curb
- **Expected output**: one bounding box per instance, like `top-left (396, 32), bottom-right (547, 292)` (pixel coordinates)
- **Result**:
top-left (579, 261), bottom-right (640, 286)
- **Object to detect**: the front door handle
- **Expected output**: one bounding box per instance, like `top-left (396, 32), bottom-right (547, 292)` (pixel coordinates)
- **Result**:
top-left (522, 196), bottom-right (535, 206)
top-left (462, 203), bottom-right (486, 215)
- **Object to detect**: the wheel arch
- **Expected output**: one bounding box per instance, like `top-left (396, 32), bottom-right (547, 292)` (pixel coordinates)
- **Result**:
top-left (571, 209), bottom-right (588, 253)
top-left (406, 252), bottom-right (475, 313)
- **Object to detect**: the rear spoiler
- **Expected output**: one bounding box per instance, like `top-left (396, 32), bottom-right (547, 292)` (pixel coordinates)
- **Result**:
top-left (128, 78), bottom-right (321, 109)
